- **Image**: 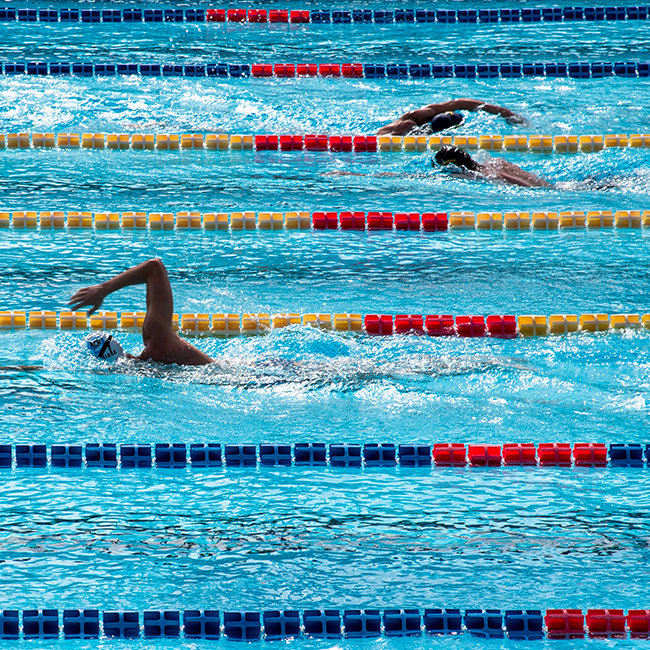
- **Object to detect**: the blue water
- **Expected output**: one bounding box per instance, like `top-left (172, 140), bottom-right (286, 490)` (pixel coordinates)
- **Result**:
top-left (2, 231), bottom-right (650, 443)
top-left (1, 6), bottom-right (650, 647)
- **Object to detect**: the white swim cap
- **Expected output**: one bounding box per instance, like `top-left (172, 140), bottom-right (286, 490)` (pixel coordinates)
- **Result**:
top-left (85, 332), bottom-right (124, 361)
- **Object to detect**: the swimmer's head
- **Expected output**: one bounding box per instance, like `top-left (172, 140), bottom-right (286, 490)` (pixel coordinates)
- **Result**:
top-left (85, 332), bottom-right (124, 361)
top-left (433, 146), bottom-right (479, 171)
top-left (429, 111), bottom-right (464, 133)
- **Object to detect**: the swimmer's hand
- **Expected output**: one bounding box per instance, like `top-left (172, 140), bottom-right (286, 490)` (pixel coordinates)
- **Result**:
top-left (505, 112), bottom-right (528, 126)
top-left (68, 283), bottom-right (108, 315)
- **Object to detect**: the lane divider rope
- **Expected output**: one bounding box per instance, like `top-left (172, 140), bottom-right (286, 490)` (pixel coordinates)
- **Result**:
top-left (0, 607), bottom-right (645, 640)
top-left (0, 61), bottom-right (647, 79)
top-left (1, 209), bottom-right (649, 232)
top-left (3, 311), bottom-right (650, 336)
top-left (1, 5), bottom-right (647, 25)
top-left (0, 132), bottom-right (647, 153)
top-left (5, 311), bottom-right (650, 336)
top-left (0, 442), bottom-right (647, 469)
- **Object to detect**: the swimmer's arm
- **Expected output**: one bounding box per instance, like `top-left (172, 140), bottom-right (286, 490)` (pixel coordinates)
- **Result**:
top-left (446, 170), bottom-right (482, 181)
top-left (322, 171), bottom-right (401, 177)
top-left (377, 101), bottom-right (456, 134)
top-left (322, 171), bottom-right (366, 176)
top-left (444, 98), bottom-right (527, 125)
top-left (68, 259), bottom-right (172, 318)
top-left (378, 98), bottom-right (527, 135)
top-left (0, 365), bottom-right (43, 372)
top-left (490, 169), bottom-right (552, 188)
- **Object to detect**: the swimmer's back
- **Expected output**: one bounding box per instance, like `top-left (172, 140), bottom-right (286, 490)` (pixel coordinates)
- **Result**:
top-left (482, 159), bottom-right (552, 188)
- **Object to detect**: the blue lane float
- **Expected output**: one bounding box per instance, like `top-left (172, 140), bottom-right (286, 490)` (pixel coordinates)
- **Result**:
top-left (0, 60), bottom-right (648, 79)
top-left (0, 6), bottom-right (648, 24)
top-left (0, 608), bottom-right (646, 639)
top-left (0, 442), bottom-right (648, 469)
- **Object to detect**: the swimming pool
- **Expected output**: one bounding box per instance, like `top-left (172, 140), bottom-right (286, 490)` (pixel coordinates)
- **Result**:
top-left (1, 3), bottom-right (649, 645)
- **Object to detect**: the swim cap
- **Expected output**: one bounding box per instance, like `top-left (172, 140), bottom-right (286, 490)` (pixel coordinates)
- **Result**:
top-left (429, 111), bottom-right (464, 133)
top-left (434, 145), bottom-right (479, 170)
top-left (85, 332), bottom-right (124, 361)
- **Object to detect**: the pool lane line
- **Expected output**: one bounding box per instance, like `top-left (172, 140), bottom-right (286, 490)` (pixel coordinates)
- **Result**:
top-left (0, 132), bottom-right (646, 153)
top-left (3, 311), bottom-right (650, 336)
top-left (0, 442), bottom-right (648, 469)
top-left (0, 61), bottom-right (646, 79)
top-left (0, 607), bottom-right (646, 640)
top-left (1, 5), bottom-right (647, 25)
top-left (0, 209), bottom-right (647, 232)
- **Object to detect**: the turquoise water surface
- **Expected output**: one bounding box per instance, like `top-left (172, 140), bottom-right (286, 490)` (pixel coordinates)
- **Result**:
top-left (0, 5), bottom-right (649, 647)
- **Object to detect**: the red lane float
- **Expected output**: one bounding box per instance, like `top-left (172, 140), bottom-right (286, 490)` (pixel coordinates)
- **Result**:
top-left (342, 63), bottom-right (364, 77)
top-left (628, 611), bottom-right (650, 636)
top-left (252, 63), bottom-right (273, 77)
top-left (319, 63), bottom-right (341, 76)
top-left (586, 610), bottom-right (626, 637)
top-left (394, 314), bottom-right (424, 334)
top-left (290, 10), bottom-right (310, 23)
top-left (340, 211), bottom-right (366, 230)
top-left (545, 610), bottom-right (585, 639)
top-left (364, 314), bottom-right (394, 335)
top-left (468, 444), bottom-right (502, 466)
top-left (227, 8), bottom-right (247, 21)
top-left (395, 212), bottom-right (421, 231)
top-left (248, 9), bottom-right (267, 22)
top-left (353, 136), bottom-right (378, 152)
top-left (367, 211), bottom-right (393, 230)
top-left (312, 211), bottom-right (338, 230)
top-left (255, 135), bottom-right (279, 150)
top-left (487, 315), bottom-right (517, 338)
top-left (269, 9), bottom-right (289, 22)
top-left (329, 135), bottom-right (352, 151)
top-left (305, 211), bottom-right (448, 232)
top-left (502, 443), bottom-right (537, 465)
top-left (538, 442), bottom-right (572, 466)
top-left (573, 443), bottom-right (608, 466)
top-left (274, 63), bottom-right (295, 76)
top-left (297, 63), bottom-right (319, 76)
top-left (433, 443), bottom-right (467, 465)
top-left (456, 315), bottom-right (486, 337)
top-left (280, 135), bottom-right (303, 151)
top-left (422, 212), bottom-right (448, 231)
top-left (424, 315), bottom-right (455, 336)
top-left (305, 134), bottom-right (329, 150)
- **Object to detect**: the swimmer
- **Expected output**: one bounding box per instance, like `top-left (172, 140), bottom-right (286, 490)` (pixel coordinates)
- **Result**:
top-left (434, 146), bottom-right (552, 188)
top-left (69, 259), bottom-right (213, 366)
top-left (377, 97), bottom-right (527, 136)
top-left (323, 146), bottom-right (550, 187)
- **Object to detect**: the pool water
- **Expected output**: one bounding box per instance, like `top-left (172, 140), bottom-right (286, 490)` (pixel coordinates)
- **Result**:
top-left (0, 3), bottom-right (649, 647)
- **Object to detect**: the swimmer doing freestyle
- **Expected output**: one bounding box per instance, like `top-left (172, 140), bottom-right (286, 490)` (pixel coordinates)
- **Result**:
top-left (377, 97), bottom-right (526, 136)
top-left (434, 146), bottom-right (552, 188)
top-left (325, 146), bottom-right (552, 188)
top-left (69, 258), bottom-right (213, 366)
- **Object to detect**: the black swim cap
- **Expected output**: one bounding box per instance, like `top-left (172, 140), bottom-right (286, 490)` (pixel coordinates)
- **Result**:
top-left (434, 146), bottom-right (479, 170)
top-left (429, 111), bottom-right (464, 133)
